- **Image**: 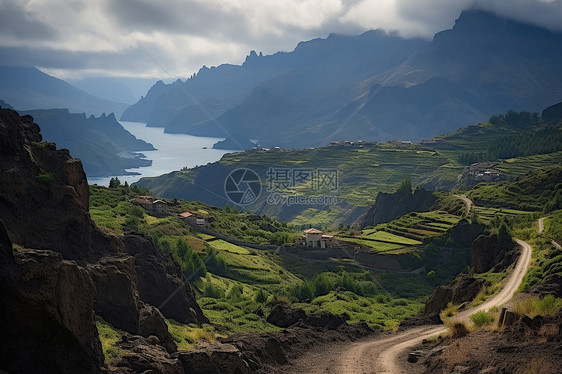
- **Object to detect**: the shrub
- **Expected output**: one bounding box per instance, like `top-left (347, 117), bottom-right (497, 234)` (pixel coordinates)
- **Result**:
top-left (36, 172), bottom-right (56, 184)
top-left (470, 311), bottom-right (494, 328)
top-left (227, 284), bottom-right (244, 301)
top-left (203, 282), bottom-right (224, 299)
top-left (514, 295), bottom-right (562, 316)
top-left (254, 289), bottom-right (267, 303)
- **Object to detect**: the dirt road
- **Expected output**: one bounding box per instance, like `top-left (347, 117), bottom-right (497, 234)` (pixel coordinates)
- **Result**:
top-left (286, 238), bottom-right (533, 374)
top-left (538, 217), bottom-right (545, 234)
top-left (454, 194), bottom-right (472, 216)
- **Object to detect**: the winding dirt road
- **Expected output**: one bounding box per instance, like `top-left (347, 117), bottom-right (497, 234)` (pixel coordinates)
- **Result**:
top-left (454, 194), bottom-right (473, 216)
top-left (287, 238), bottom-right (533, 374)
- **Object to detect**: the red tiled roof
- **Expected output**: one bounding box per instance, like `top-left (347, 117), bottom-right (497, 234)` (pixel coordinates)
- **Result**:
top-left (303, 228), bottom-right (323, 234)
top-left (180, 212), bottom-right (194, 218)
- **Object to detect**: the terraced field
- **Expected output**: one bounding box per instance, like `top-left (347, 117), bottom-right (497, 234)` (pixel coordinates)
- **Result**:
top-left (471, 205), bottom-right (535, 224)
top-left (338, 210), bottom-right (461, 253)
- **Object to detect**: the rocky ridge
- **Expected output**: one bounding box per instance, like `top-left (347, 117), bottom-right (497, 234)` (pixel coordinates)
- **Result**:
top-left (0, 106), bottom-right (206, 373)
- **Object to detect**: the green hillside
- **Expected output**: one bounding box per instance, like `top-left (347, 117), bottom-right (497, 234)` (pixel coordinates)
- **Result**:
top-left (135, 109), bottom-right (562, 228)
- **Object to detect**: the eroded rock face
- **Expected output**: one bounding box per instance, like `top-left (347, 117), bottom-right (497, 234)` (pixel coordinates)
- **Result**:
top-left (0, 107), bottom-right (116, 261)
top-left (472, 233), bottom-right (515, 273)
top-left (123, 233), bottom-right (208, 325)
top-left (87, 256), bottom-right (140, 333)
top-left (176, 343), bottom-right (250, 374)
top-left (111, 335), bottom-right (183, 374)
top-left (266, 303), bottom-right (307, 328)
top-left (138, 304), bottom-right (177, 353)
top-left (0, 229), bottom-right (103, 373)
top-left (358, 187), bottom-right (436, 228)
top-left (425, 275), bottom-right (484, 314)
top-left (0, 108), bottom-right (207, 372)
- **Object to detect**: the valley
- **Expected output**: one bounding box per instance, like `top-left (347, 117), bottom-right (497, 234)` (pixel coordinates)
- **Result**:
top-left (2, 4), bottom-right (562, 374)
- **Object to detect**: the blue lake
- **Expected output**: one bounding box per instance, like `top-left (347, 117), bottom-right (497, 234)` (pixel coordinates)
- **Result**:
top-left (88, 121), bottom-right (234, 186)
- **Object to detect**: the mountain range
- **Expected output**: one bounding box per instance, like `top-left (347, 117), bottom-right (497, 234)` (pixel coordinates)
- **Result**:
top-left (0, 66), bottom-right (128, 117)
top-left (122, 10), bottom-right (562, 149)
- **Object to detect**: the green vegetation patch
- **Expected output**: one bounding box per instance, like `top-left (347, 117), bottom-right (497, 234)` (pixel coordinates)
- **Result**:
top-left (470, 310), bottom-right (494, 328)
top-left (165, 319), bottom-right (216, 351)
top-left (95, 316), bottom-right (125, 363)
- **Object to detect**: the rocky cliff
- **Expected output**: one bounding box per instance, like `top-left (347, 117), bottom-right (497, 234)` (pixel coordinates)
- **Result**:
top-left (357, 186), bottom-right (436, 228)
top-left (0, 107), bottom-right (207, 373)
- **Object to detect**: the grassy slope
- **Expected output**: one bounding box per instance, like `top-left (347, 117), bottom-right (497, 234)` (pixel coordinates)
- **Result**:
top-left (89, 186), bottom-right (440, 336)
top-left (135, 115), bottom-right (561, 228)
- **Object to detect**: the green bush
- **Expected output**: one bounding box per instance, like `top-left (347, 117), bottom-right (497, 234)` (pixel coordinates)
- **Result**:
top-left (227, 284), bottom-right (244, 301)
top-left (254, 289), bottom-right (267, 303)
top-left (470, 310), bottom-right (494, 327)
top-left (203, 282), bottom-right (224, 299)
top-left (36, 172), bottom-right (56, 184)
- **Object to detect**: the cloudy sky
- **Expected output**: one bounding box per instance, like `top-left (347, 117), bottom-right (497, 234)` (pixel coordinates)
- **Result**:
top-left (1, 0), bottom-right (561, 81)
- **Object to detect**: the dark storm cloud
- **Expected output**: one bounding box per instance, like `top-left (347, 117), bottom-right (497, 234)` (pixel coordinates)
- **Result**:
top-left (1, 0), bottom-right (561, 79)
top-left (0, 1), bottom-right (57, 41)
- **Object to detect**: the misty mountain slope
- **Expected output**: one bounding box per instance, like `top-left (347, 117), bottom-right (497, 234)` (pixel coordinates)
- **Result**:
top-left (20, 108), bottom-right (155, 177)
top-left (0, 66), bottom-right (128, 117)
top-left (126, 10), bottom-right (562, 148)
top-left (121, 53), bottom-right (300, 126)
top-left (122, 30), bottom-right (428, 136)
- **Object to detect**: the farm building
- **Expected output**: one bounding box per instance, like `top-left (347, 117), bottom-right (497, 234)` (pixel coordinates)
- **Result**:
top-left (303, 228), bottom-right (333, 248)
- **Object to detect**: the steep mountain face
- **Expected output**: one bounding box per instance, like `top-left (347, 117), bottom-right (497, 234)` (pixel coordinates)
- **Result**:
top-left (0, 108), bottom-right (207, 373)
top-left (346, 10), bottom-right (562, 141)
top-left (20, 108), bottom-right (155, 177)
top-left (122, 30), bottom-right (428, 137)
top-left (0, 66), bottom-right (128, 117)
top-left (125, 10), bottom-right (562, 148)
top-left (357, 186), bottom-right (436, 228)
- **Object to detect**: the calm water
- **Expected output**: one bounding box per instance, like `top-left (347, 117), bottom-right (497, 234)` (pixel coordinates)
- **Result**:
top-left (88, 121), bottom-right (234, 186)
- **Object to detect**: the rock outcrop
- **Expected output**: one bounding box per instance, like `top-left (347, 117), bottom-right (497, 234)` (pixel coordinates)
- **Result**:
top-left (358, 186), bottom-right (436, 228)
top-left (472, 232), bottom-right (516, 273)
top-left (0, 106), bottom-right (115, 260)
top-left (266, 303), bottom-right (307, 328)
top-left (123, 233), bottom-right (208, 325)
top-left (111, 335), bottom-right (184, 374)
top-left (0, 107), bottom-right (206, 373)
top-left (425, 275), bottom-right (484, 314)
top-left (0, 220), bottom-right (103, 373)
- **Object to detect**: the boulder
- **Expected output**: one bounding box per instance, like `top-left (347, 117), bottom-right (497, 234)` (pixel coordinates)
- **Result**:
top-left (451, 276), bottom-right (484, 304)
top-left (112, 335), bottom-right (183, 374)
top-left (176, 343), bottom-right (249, 374)
top-left (425, 276), bottom-right (484, 314)
top-left (266, 304), bottom-right (307, 328)
top-left (425, 286), bottom-right (454, 314)
top-left (138, 303), bottom-right (177, 353)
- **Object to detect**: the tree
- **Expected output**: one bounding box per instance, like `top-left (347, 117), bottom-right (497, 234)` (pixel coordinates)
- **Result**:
top-left (177, 237), bottom-right (190, 258)
top-left (398, 178), bottom-right (412, 194)
top-left (109, 177), bottom-right (121, 188)
top-left (498, 221), bottom-right (511, 244)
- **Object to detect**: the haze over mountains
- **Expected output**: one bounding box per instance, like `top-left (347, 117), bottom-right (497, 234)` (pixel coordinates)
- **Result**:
top-left (18, 108), bottom-right (155, 177)
top-left (123, 10), bottom-right (562, 149)
top-left (0, 66), bottom-right (128, 117)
